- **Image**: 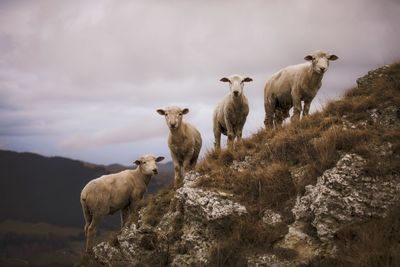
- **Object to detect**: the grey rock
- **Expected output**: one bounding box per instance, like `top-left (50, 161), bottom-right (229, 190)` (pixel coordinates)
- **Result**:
top-left (231, 156), bottom-right (253, 172)
top-left (176, 186), bottom-right (247, 222)
top-left (262, 209), bottom-right (283, 226)
top-left (292, 153), bottom-right (400, 242)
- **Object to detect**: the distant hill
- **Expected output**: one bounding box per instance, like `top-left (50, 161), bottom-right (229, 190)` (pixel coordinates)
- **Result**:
top-left (0, 150), bottom-right (173, 228)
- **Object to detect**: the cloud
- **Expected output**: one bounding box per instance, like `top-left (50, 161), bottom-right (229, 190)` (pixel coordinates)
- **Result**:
top-left (59, 120), bottom-right (166, 149)
top-left (0, 0), bottom-right (399, 164)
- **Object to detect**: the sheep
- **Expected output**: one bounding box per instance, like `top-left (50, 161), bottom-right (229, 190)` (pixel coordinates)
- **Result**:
top-left (157, 106), bottom-right (202, 188)
top-left (213, 75), bottom-right (253, 150)
top-left (264, 50), bottom-right (338, 128)
top-left (80, 154), bottom-right (165, 252)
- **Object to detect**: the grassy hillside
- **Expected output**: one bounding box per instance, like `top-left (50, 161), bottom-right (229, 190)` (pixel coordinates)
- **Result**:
top-left (139, 63), bottom-right (400, 266)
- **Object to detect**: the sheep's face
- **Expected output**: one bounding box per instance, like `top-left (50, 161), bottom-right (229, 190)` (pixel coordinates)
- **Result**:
top-left (220, 75), bottom-right (253, 98)
top-left (304, 51), bottom-right (338, 74)
top-left (157, 107), bottom-right (189, 130)
top-left (134, 155), bottom-right (165, 176)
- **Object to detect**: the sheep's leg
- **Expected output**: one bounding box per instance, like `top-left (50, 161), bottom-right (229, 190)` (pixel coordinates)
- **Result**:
top-left (225, 121), bottom-right (235, 150)
top-left (121, 206), bottom-right (130, 227)
top-left (264, 98), bottom-right (275, 129)
top-left (213, 124), bottom-right (222, 152)
top-left (171, 153), bottom-right (181, 189)
top-left (183, 155), bottom-right (193, 173)
top-left (129, 200), bottom-right (141, 224)
top-left (303, 100), bottom-right (311, 117)
top-left (235, 128), bottom-right (243, 149)
top-left (275, 108), bottom-right (285, 126)
top-left (86, 215), bottom-right (101, 253)
top-left (190, 144), bottom-right (201, 169)
top-left (227, 132), bottom-right (235, 150)
top-left (174, 165), bottom-right (184, 188)
top-left (283, 108), bottom-right (290, 121)
top-left (81, 201), bottom-right (92, 241)
top-left (291, 95), bottom-right (301, 122)
top-left (172, 156), bottom-right (183, 188)
top-left (236, 129), bottom-right (243, 142)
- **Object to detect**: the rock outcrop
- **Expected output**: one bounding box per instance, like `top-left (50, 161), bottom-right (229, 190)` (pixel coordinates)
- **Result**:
top-left (278, 153), bottom-right (400, 264)
top-left (293, 153), bottom-right (400, 242)
top-left (93, 171), bottom-right (247, 266)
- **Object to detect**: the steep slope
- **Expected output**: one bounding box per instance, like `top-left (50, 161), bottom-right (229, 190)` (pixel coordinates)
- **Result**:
top-left (93, 63), bottom-right (400, 267)
top-left (0, 150), bottom-right (173, 228)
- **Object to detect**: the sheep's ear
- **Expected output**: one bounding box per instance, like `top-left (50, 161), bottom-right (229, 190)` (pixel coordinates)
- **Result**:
top-left (242, 77), bottom-right (253, 82)
top-left (328, 54), bottom-right (338, 61)
top-left (304, 55), bottom-right (313, 61)
top-left (156, 109), bottom-right (165, 115)
top-left (156, 156), bottom-right (165, 162)
top-left (182, 108), bottom-right (189, 115)
top-left (220, 77), bottom-right (230, 82)
top-left (134, 160), bottom-right (141, 165)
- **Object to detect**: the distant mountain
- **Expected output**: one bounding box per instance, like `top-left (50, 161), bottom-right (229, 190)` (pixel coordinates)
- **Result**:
top-left (0, 150), bottom-right (173, 228)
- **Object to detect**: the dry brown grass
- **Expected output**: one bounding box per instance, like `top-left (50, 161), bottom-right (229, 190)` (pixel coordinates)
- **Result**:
top-left (197, 62), bottom-right (400, 265)
top-left (311, 202), bottom-right (400, 267)
top-left (141, 186), bottom-right (175, 227)
top-left (197, 120), bottom-right (378, 218)
top-left (208, 216), bottom-right (290, 267)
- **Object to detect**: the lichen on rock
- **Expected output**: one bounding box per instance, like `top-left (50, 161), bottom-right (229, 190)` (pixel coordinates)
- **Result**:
top-left (292, 153), bottom-right (400, 242)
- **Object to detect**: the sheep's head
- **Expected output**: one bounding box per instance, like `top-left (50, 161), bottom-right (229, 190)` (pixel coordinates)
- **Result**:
top-left (304, 50), bottom-right (338, 74)
top-left (220, 75), bottom-right (253, 98)
top-left (157, 106), bottom-right (189, 130)
top-left (134, 154), bottom-right (165, 176)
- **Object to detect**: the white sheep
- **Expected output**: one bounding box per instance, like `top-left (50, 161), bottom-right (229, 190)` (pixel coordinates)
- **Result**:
top-left (264, 50), bottom-right (338, 128)
top-left (213, 75), bottom-right (253, 150)
top-left (80, 154), bottom-right (165, 252)
top-left (157, 106), bottom-right (202, 188)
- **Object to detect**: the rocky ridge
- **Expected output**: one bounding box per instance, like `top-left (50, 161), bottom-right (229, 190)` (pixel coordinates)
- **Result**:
top-left (93, 171), bottom-right (248, 266)
top-left (93, 64), bottom-right (400, 266)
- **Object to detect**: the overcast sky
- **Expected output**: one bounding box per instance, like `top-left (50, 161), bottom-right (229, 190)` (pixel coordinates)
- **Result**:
top-left (0, 0), bottom-right (399, 165)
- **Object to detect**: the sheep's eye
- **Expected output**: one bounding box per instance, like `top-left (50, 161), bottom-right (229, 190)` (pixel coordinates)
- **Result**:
top-left (179, 112), bottom-right (182, 116)
top-left (142, 161), bottom-right (146, 164)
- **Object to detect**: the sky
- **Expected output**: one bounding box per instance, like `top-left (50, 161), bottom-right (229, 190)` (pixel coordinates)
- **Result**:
top-left (0, 0), bottom-right (399, 165)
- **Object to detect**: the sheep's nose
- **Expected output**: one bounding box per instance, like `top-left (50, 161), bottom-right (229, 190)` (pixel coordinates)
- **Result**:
top-left (170, 123), bottom-right (177, 128)
top-left (152, 168), bottom-right (158, 174)
top-left (320, 67), bottom-right (326, 72)
top-left (233, 90), bottom-right (239, 96)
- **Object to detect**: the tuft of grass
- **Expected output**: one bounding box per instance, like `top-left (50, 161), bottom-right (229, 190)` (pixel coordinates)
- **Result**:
top-left (208, 217), bottom-right (288, 267)
top-left (197, 161), bottom-right (295, 217)
top-left (332, 203), bottom-right (400, 267)
top-left (142, 187), bottom-right (175, 227)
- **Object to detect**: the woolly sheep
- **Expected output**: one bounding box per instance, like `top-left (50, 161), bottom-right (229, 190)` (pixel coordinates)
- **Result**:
top-left (264, 50), bottom-right (338, 128)
top-left (157, 106), bottom-right (202, 188)
top-left (213, 75), bottom-right (253, 150)
top-left (80, 154), bottom-right (165, 252)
